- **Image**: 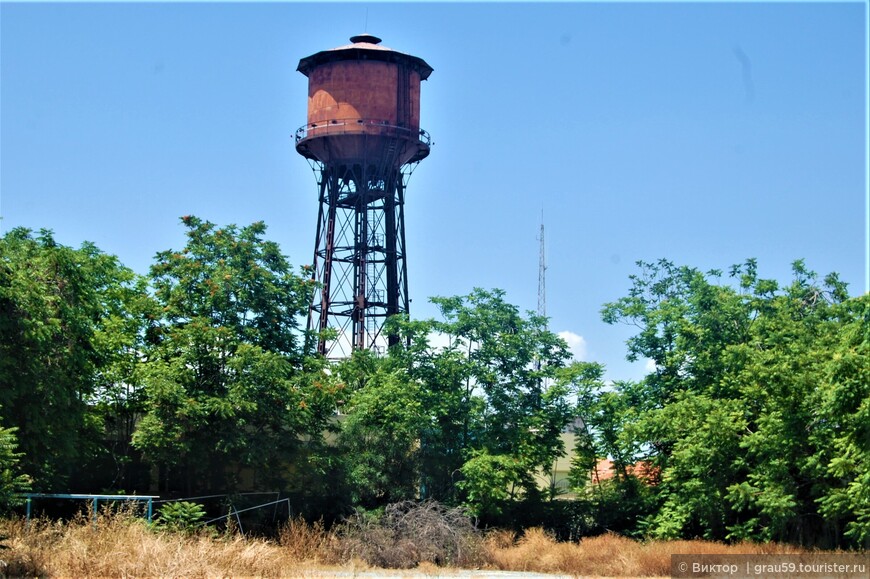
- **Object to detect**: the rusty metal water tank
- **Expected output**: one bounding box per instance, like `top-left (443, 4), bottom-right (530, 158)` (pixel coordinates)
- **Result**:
top-left (295, 33), bottom-right (433, 167)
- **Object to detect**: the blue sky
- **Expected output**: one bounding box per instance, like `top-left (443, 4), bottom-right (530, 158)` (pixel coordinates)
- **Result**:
top-left (2, 2), bottom-right (866, 381)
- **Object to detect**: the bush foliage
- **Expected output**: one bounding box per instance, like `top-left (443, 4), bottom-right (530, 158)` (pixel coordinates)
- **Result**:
top-left (2, 218), bottom-right (867, 549)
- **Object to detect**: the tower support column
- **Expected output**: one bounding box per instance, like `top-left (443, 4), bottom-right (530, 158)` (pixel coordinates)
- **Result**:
top-left (306, 161), bottom-right (412, 358)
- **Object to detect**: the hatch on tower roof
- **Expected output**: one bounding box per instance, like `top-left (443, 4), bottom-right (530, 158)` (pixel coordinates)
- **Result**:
top-left (349, 33), bottom-right (382, 44)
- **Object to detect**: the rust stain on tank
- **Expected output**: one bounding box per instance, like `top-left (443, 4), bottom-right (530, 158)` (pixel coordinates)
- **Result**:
top-left (295, 34), bottom-right (433, 166)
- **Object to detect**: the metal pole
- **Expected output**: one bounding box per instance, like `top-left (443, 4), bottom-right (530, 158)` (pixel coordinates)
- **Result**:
top-left (147, 498), bottom-right (153, 523)
top-left (25, 496), bottom-right (31, 529)
top-left (235, 509), bottom-right (244, 535)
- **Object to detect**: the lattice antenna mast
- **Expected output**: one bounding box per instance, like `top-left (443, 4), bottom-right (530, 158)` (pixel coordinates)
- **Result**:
top-left (535, 211), bottom-right (548, 375)
top-left (537, 211), bottom-right (547, 324)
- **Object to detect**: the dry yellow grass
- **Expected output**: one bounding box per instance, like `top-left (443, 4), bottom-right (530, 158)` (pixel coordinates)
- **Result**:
top-left (1, 512), bottom-right (830, 578)
top-left (2, 512), bottom-right (352, 578)
top-left (278, 516), bottom-right (334, 563)
top-left (485, 527), bottom-right (812, 577)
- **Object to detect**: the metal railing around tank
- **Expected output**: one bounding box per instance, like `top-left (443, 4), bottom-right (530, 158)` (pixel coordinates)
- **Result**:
top-left (295, 118), bottom-right (431, 146)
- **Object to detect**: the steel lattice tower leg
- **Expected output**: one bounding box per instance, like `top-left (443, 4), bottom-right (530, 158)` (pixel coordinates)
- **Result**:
top-left (306, 159), bottom-right (411, 359)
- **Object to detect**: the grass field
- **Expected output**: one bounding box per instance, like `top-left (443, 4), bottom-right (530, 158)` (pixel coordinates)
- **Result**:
top-left (0, 510), bottom-right (827, 578)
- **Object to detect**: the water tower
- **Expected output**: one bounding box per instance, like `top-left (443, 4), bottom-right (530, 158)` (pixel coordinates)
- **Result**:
top-left (295, 34), bottom-right (433, 358)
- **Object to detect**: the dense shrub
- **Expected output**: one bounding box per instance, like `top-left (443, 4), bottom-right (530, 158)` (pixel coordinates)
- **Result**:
top-left (154, 501), bottom-right (206, 534)
top-left (332, 500), bottom-right (486, 568)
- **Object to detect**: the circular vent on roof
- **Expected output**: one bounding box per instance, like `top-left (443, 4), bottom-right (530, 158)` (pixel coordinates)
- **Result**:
top-left (349, 33), bottom-right (382, 45)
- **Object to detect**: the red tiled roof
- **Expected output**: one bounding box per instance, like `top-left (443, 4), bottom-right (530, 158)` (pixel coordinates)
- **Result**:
top-left (590, 458), bottom-right (661, 486)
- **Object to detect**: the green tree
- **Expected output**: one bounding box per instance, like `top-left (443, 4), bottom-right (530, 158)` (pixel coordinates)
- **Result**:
top-left (457, 450), bottom-right (527, 518)
top-left (384, 315), bottom-right (481, 503)
top-left (85, 262), bottom-right (155, 492)
top-left (0, 228), bottom-right (145, 489)
top-left (387, 288), bottom-right (577, 515)
top-left (718, 262), bottom-right (855, 546)
top-left (0, 416), bottom-right (31, 514)
top-left (564, 362), bottom-right (614, 489)
top-left (602, 259), bottom-right (864, 547)
top-left (338, 350), bottom-right (426, 507)
top-left (811, 294), bottom-right (870, 548)
top-left (565, 370), bottom-right (658, 538)
top-left (132, 216), bottom-right (335, 493)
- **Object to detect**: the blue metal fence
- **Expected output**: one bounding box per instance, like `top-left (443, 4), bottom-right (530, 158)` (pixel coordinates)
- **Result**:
top-left (23, 493), bottom-right (159, 527)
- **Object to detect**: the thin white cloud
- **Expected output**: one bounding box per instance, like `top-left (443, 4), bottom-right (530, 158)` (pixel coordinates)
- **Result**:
top-left (644, 358), bottom-right (657, 373)
top-left (558, 330), bottom-right (587, 361)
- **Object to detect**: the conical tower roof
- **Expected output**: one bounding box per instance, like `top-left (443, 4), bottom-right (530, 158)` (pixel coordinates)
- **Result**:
top-left (297, 34), bottom-right (433, 80)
